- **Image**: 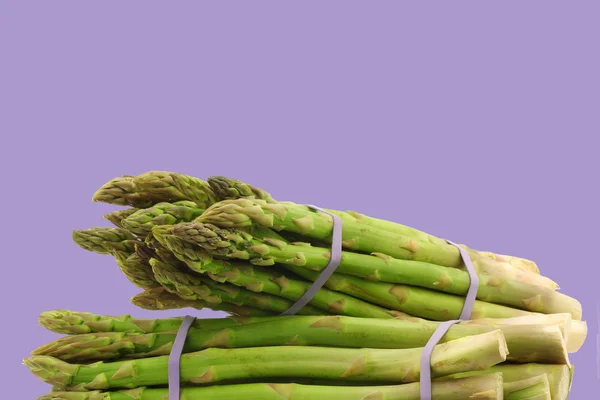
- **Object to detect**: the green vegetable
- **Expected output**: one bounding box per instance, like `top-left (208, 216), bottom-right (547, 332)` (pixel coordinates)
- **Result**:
top-left (442, 364), bottom-right (572, 400)
top-left (129, 287), bottom-right (272, 317)
top-left (92, 176), bottom-right (152, 208)
top-left (121, 201), bottom-right (205, 237)
top-left (154, 226), bottom-right (398, 319)
top-left (34, 314), bottom-right (567, 364)
top-left (103, 209), bottom-right (139, 229)
top-left (172, 222), bottom-right (580, 317)
top-left (37, 310), bottom-right (284, 335)
top-left (25, 330), bottom-right (508, 390)
top-left (338, 209), bottom-right (540, 275)
top-left (198, 199), bottom-right (557, 290)
top-left (150, 258), bottom-right (325, 316)
top-left (208, 175), bottom-right (539, 274)
top-left (37, 374), bottom-right (504, 400)
top-left (208, 176), bottom-right (276, 202)
top-left (72, 228), bottom-right (139, 255)
top-left (505, 374), bottom-right (551, 400)
top-left (94, 171), bottom-right (217, 208)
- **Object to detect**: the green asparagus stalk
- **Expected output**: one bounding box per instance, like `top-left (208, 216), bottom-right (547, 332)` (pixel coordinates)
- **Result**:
top-left (286, 263), bottom-right (540, 320)
top-left (205, 175), bottom-right (539, 274)
top-left (34, 314), bottom-right (568, 364)
top-left (442, 364), bottom-right (571, 400)
top-left (113, 252), bottom-right (160, 289)
top-left (92, 176), bottom-right (153, 208)
top-left (72, 228), bottom-right (140, 255)
top-left (94, 171), bottom-right (217, 208)
top-left (154, 226), bottom-right (399, 319)
top-left (121, 201), bottom-right (205, 237)
top-left (38, 310), bottom-right (288, 335)
top-left (173, 222), bottom-right (580, 318)
top-left (198, 199), bottom-right (557, 290)
top-left (284, 374), bottom-right (549, 399)
top-left (167, 222), bottom-right (587, 347)
top-left (208, 176), bottom-right (276, 202)
top-left (37, 374), bottom-right (504, 400)
top-left (505, 374), bottom-right (551, 400)
top-left (73, 229), bottom-right (152, 288)
top-left (130, 287), bottom-right (272, 316)
top-left (459, 313), bottom-right (586, 353)
top-left (104, 209), bottom-right (139, 229)
top-left (340, 209), bottom-right (540, 275)
top-left (477, 250), bottom-right (540, 275)
top-left (158, 224), bottom-right (549, 322)
top-left (150, 258), bottom-right (325, 316)
top-left (72, 227), bottom-right (159, 288)
top-left (25, 330), bottom-right (508, 390)
top-left (35, 310), bottom-right (575, 349)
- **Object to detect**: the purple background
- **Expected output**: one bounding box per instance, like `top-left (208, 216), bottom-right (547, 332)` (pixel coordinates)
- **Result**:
top-left (2, 1), bottom-right (599, 397)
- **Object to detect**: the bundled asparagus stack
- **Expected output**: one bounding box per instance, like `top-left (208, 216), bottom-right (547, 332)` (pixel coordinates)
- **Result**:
top-left (25, 171), bottom-right (586, 399)
top-left (29, 310), bottom-right (574, 399)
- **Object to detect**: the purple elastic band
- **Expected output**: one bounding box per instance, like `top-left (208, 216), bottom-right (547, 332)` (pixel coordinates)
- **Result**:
top-left (419, 240), bottom-right (480, 400)
top-left (279, 205), bottom-right (343, 316)
top-left (168, 315), bottom-right (196, 399)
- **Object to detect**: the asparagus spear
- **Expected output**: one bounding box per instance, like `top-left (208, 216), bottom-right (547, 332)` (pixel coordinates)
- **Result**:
top-left (341, 209), bottom-right (540, 275)
top-left (154, 226), bottom-right (398, 319)
top-left (25, 330), bottom-right (508, 389)
top-left (121, 201), bottom-right (205, 237)
top-left (478, 250), bottom-right (540, 275)
top-left (173, 222), bottom-right (581, 318)
top-left (104, 209), bottom-right (139, 229)
top-left (38, 374), bottom-right (504, 400)
top-left (130, 287), bottom-right (272, 316)
top-left (72, 227), bottom-right (160, 288)
top-left (150, 258), bottom-right (325, 316)
top-left (208, 176), bottom-right (276, 202)
top-left (442, 364), bottom-right (571, 400)
top-left (113, 252), bottom-right (160, 289)
top-left (505, 374), bottom-right (551, 400)
top-left (35, 311), bottom-right (574, 349)
top-left (205, 175), bottom-right (538, 274)
top-left (34, 314), bottom-right (568, 364)
top-left (463, 313), bottom-right (586, 353)
top-left (94, 171), bottom-right (218, 208)
top-left (38, 310), bottom-right (288, 335)
top-left (159, 224), bottom-right (545, 321)
top-left (198, 199), bottom-right (557, 290)
top-left (289, 263), bottom-right (541, 320)
top-left (72, 228), bottom-right (139, 255)
top-left (92, 176), bottom-right (153, 208)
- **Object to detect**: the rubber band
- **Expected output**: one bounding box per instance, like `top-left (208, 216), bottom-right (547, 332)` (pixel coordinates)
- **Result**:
top-left (280, 205), bottom-right (343, 316)
top-left (168, 315), bottom-right (196, 399)
top-left (419, 240), bottom-right (480, 400)
top-left (446, 239), bottom-right (480, 320)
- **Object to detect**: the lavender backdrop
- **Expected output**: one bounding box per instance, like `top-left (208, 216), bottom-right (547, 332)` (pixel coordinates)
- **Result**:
top-left (2, 1), bottom-right (598, 397)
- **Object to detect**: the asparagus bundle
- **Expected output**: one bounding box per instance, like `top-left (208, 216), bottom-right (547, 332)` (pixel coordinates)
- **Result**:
top-left (29, 310), bottom-right (563, 399)
top-left (27, 330), bottom-right (509, 389)
top-left (34, 315), bottom-right (568, 364)
top-left (25, 170), bottom-right (586, 399)
top-left (170, 222), bottom-right (580, 316)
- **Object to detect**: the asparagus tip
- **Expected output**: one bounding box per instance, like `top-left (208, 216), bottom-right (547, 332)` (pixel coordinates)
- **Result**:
top-left (24, 356), bottom-right (77, 387)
